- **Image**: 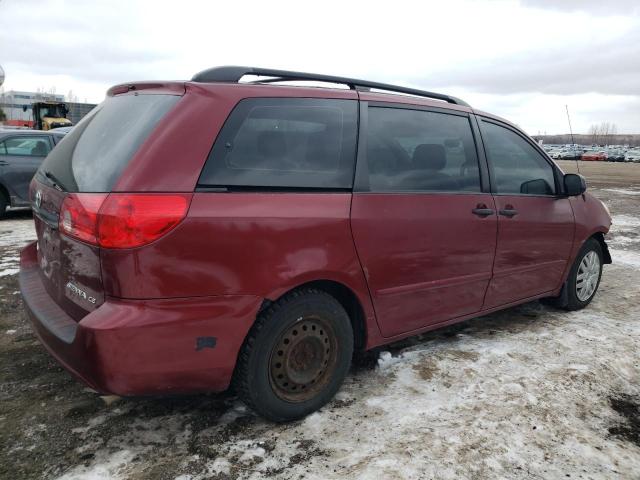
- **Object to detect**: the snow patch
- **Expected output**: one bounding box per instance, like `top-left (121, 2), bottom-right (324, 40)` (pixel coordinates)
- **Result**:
top-left (0, 267), bottom-right (19, 277)
top-left (0, 219), bottom-right (36, 248)
top-left (56, 450), bottom-right (135, 480)
top-left (611, 248), bottom-right (640, 267)
top-left (612, 214), bottom-right (640, 228)
top-left (604, 188), bottom-right (640, 195)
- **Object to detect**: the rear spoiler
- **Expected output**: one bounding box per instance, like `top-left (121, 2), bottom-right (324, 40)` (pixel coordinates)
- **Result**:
top-left (107, 82), bottom-right (186, 97)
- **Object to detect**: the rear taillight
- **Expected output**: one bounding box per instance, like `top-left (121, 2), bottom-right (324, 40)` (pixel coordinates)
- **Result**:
top-left (60, 194), bottom-right (108, 245)
top-left (59, 193), bottom-right (191, 249)
top-left (98, 194), bottom-right (191, 248)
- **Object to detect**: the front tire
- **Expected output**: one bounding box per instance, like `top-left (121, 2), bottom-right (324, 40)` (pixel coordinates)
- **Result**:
top-left (234, 288), bottom-right (353, 422)
top-left (564, 238), bottom-right (604, 310)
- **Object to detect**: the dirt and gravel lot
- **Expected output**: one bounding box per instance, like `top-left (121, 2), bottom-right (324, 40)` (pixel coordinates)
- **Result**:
top-left (1, 161), bottom-right (639, 480)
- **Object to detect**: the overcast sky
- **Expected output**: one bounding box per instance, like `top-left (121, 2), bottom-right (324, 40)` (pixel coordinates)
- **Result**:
top-left (1, 0), bottom-right (639, 134)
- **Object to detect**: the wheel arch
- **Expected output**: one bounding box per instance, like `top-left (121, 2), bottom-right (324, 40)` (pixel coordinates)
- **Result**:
top-left (590, 231), bottom-right (612, 264)
top-left (259, 279), bottom-right (368, 352)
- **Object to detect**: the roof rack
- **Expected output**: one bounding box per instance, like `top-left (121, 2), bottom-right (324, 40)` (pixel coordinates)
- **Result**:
top-left (190, 66), bottom-right (470, 107)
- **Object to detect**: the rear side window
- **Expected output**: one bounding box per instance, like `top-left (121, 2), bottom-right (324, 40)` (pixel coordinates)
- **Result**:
top-left (481, 120), bottom-right (556, 195)
top-left (199, 98), bottom-right (358, 189)
top-left (363, 107), bottom-right (481, 192)
top-left (38, 94), bottom-right (180, 192)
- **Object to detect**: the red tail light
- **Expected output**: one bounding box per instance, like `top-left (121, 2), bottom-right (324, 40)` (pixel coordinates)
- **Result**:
top-left (59, 193), bottom-right (192, 249)
top-left (59, 194), bottom-right (108, 245)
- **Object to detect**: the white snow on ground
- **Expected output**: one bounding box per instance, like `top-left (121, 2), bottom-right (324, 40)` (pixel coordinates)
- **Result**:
top-left (612, 249), bottom-right (640, 267)
top-left (56, 450), bottom-right (136, 480)
top-left (0, 217), bottom-right (36, 277)
top-left (0, 267), bottom-right (19, 277)
top-left (612, 214), bottom-right (640, 228)
top-left (0, 217), bottom-right (36, 248)
top-left (604, 188), bottom-right (640, 196)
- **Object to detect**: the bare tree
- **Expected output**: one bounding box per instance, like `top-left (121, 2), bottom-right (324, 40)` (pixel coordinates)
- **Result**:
top-left (66, 90), bottom-right (78, 103)
top-left (588, 124), bottom-right (600, 145)
top-left (587, 122), bottom-right (619, 146)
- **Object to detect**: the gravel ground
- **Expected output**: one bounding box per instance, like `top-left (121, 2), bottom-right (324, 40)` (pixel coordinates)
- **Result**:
top-left (0, 161), bottom-right (639, 480)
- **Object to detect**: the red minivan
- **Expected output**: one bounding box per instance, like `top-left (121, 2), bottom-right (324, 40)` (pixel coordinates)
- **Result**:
top-left (19, 67), bottom-right (612, 422)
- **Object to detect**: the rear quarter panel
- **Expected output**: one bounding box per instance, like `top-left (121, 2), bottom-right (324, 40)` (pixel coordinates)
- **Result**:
top-left (100, 193), bottom-right (378, 333)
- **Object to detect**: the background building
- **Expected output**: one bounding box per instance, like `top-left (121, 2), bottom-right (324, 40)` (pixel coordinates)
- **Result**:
top-left (0, 89), bottom-right (96, 127)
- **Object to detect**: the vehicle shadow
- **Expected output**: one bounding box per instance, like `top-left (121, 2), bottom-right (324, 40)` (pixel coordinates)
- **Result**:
top-left (352, 299), bottom-right (553, 373)
top-left (1, 208), bottom-right (33, 220)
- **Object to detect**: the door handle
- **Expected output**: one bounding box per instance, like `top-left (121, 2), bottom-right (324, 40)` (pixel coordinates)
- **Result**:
top-left (0, 160), bottom-right (8, 166)
top-left (472, 205), bottom-right (495, 217)
top-left (499, 209), bottom-right (518, 218)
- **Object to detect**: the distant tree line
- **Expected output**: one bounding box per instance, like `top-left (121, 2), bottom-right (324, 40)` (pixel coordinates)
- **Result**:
top-left (534, 122), bottom-right (640, 146)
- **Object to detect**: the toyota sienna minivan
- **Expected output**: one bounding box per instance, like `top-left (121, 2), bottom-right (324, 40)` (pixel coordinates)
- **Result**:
top-left (19, 67), bottom-right (612, 422)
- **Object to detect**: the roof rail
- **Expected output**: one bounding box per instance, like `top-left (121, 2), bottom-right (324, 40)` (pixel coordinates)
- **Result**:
top-left (190, 66), bottom-right (470, 107)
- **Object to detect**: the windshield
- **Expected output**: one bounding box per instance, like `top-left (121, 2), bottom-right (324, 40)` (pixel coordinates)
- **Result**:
top-left (40, 105), bottom-right (66, 118)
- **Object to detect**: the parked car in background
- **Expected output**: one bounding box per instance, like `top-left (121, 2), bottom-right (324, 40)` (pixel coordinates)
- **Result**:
top-left (582, 151), bottom-right (608, 161)
top-left (0, 129), bottom-right (67, 217)
top-left (559, 149), bottom-right (582, 160)
top-left (606, 150), bottom-right (625, 162)
top-left (625, 151), bottom-right (640, 163)
top-left (19, 66), bottom-right (612, 422)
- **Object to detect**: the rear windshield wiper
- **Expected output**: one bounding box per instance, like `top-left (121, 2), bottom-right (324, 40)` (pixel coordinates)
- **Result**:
top-left (43, 170), bottom-right (66, 192)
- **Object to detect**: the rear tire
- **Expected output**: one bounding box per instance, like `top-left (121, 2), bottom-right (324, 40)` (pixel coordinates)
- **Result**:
top-left (234, 288), bottom-right (353, 422)
top-left (563, 238), bottom-right (604, 311)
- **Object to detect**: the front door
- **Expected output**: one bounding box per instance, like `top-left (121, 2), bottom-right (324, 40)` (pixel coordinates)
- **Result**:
top-left (478, 119), bottom-right (574, 308)
top-left (0, 135), bottom-right (52, 203)
top-left (351, 105), bottom-right (497, 338)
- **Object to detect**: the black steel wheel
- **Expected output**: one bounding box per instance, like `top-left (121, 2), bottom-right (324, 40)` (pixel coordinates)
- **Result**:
top-left (234, 288), bottom-right (353, 422)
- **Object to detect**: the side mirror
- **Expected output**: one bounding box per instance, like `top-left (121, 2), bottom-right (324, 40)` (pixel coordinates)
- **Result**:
top-left (564, 173), bottom-right (587, 196)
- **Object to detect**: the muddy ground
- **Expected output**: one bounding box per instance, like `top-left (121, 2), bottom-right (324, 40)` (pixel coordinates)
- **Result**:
top-left (0, 161), bottom-right (639, 479)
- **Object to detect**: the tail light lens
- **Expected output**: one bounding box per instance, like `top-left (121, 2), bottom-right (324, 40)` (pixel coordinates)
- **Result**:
top-left (59, 193), bottom-right (192, 249)
top-left (59, 194), bottom-right (108, 245)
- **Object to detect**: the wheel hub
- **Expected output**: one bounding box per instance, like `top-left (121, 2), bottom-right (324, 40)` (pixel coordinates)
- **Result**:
top-left (270, 318), bottom-right (335, 401)
top-left (576, 250), bottom-right (600, 301)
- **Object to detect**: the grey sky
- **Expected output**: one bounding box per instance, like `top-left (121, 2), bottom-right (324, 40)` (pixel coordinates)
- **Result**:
top-left (0, 0), bottom-right (638, 134)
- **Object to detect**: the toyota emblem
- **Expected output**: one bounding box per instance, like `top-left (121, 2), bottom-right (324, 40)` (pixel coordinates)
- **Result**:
top-left (35, 190), bottom-right (42, 209)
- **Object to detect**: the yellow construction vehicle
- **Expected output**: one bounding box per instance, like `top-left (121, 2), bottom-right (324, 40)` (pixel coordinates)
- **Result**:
top-left (25, 102), bottom-right (73, 130)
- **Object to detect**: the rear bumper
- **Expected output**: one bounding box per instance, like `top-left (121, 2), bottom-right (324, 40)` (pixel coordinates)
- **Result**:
top-left (19, 241), bottom-right (262, 396)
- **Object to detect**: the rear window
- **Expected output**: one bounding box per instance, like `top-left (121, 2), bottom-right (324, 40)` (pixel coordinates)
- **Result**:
top-left (199, 98), bottom-right (358, 189)
top-left (38, 94), bottom-right (180, 192)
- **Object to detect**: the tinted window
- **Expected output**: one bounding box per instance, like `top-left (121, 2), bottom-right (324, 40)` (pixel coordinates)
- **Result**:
top-left (199, 98), bottom-right (358, 189)
top-left (364, 107), bottom-right (481, 192)
top-left (0, 136), bottom-right (51, 156)
top-left (481, 121), bottom-right (556, 195)
top-left (37, 94), bottom-right (180, 192)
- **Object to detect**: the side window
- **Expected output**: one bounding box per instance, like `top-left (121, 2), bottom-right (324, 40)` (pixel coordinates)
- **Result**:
top-left (481, 121), bottom-right (556, 195)
top-left (2, 136), bottom-right (51, 157)
top-left (199, 98), bottom-right (358, 189)
top-left (364, 107), bottom-right (481, 192)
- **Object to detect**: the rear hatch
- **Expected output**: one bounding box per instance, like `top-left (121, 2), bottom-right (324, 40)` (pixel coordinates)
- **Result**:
top-left (31, 89), bottom-right (182, 320)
